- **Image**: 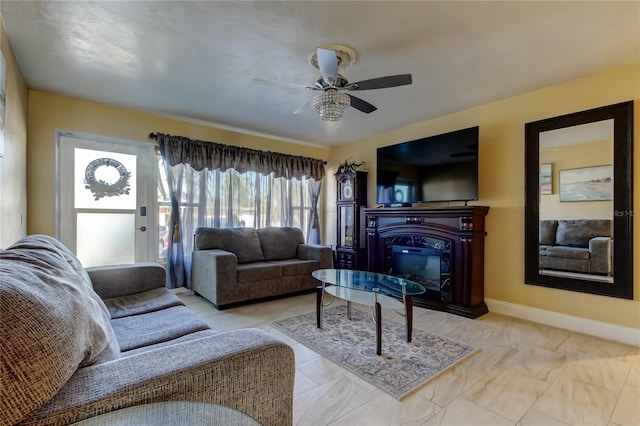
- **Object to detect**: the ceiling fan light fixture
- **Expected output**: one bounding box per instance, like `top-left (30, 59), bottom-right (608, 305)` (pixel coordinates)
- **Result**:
top-left (313, 89), bottom-right (350, 121)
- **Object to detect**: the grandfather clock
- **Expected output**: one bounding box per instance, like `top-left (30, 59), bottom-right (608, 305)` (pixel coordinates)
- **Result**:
top-left (335, 170), bottom-right (367, 270)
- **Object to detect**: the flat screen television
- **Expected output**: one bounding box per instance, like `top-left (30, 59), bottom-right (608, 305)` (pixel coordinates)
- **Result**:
top-left (376, 126), bottom-right (479, 205)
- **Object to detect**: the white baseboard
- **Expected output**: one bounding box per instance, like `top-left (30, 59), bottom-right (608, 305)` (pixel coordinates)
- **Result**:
top-left (484, 298), bottom-right (640, 347)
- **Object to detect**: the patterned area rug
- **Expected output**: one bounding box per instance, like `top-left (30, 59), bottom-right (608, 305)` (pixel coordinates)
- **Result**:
top-left (272, 304), bottom-right (478, 400)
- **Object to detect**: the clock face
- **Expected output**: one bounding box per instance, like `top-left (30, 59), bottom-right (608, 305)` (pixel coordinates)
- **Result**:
top-left (342, 184), bottom-right (353, 199)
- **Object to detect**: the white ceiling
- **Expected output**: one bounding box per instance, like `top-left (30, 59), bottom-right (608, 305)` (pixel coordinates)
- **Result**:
top-left (2, 1), bottom-right (639, 147)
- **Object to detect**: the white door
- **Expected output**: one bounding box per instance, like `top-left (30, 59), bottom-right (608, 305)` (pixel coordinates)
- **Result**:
top-left (58, 133), bottom-right (157, 267)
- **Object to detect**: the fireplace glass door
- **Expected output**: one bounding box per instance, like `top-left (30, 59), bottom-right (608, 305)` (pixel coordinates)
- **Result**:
top-left (384, 236), bottom-right (452, 302)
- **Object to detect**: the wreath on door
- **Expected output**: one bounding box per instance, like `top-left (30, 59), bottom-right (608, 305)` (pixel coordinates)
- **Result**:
top-left (84, 158), bottom-right (131, 201)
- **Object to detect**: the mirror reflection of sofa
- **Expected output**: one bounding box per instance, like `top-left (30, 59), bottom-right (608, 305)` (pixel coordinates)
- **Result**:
top-left (539, 219), bottom-right (612, 275)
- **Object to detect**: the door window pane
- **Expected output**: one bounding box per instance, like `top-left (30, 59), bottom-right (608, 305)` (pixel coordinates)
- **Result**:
top-left (77, 213), bottom-right (134, 267)
top-left (75, 148), bottom-right (137, 210)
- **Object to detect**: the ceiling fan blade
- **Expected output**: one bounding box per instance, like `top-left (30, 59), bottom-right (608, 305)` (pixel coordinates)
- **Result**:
top-left (252, 79), bottom-right (317, 90)
top-left (317, 48), bottom-right (339, 85)
top-left (349, 95), bottom-right (377, 114)
top-left (349, 74), bottom-right (413, 91)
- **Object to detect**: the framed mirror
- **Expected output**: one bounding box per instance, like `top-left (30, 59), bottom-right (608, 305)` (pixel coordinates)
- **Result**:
top-left (525, 101), bottom-right (633, 299)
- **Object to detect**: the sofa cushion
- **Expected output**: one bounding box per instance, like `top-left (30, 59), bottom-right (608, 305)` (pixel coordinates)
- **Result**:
top-left (7, 234), bottom-right (94, 288)
top-left (539, 220), bottom-right (558, 246)
top-left (111, 305), bottom-right (210, 351)
top-left (120, 329), bottom-right (218, 356)
top-left (556, 219), bottom-right (611, 247)
top-left (195, 227), bottom-right (264, 264)
top-left (237, 262), bottom-right (283, 283)
top-left (0, 258), bottom-right (120, 425)
top-left (104, 287), bottom-right (185, 319)
top-left (544, 246), bottom-right (590, 260)
top-left (256, 227), bottom-right (304, 261)
top-left (5, 234), bottom-right (111, 317)
top-left (0, 250), bottom-right (119, 365)
top-left (271, 259), bottom-right (321, 276)
top-left (88, 262), bottom-right (167, 299)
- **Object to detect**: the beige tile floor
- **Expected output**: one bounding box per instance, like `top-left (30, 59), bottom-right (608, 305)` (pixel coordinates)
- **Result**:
top-left (175, 290), bottom-right (639, 426)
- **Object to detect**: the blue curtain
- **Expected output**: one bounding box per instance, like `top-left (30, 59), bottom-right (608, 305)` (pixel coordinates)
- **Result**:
top-left (162, 162), bottom-right (189, 289)
top-left (307, 179), bottom-right (322, 244)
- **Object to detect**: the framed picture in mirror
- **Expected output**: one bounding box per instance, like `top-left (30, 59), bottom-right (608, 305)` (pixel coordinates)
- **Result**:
top-left (559, 165), bottom-right (613, 202)
top-left (540, 163), bottom-right (552, 195)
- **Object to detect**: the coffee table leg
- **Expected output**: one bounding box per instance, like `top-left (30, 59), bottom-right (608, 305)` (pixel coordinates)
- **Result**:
top-left (405, 295), bottom-right (413, 342)
top-left (316, 284), bottom-right (323, 328)
top-left (375, 301), bottom-right (382, 356)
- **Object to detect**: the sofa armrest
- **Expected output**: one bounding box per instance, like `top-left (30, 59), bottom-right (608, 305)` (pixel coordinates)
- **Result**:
top-left (87, 263), bottom-right (167, 299)
top-left (589, 237), bottom-right (611, 275)
top-left (192, 249), bottom-right (238, 306)
top-left (297, 244), bottom-right (333, 269)
top-left (24, 329), bottom-right (294, 426)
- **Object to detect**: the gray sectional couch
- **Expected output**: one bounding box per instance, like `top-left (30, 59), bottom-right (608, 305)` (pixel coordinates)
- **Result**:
top-left (539, 219), bottom-right (612, 275)
top-left (1, 235), bottom-right (294, 425)
top-left (192, 226), bottom-right (333, 309)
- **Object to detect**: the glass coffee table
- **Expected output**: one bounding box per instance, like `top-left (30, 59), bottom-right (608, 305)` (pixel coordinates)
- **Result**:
top-left (312, 269), bottom-right (426, 356)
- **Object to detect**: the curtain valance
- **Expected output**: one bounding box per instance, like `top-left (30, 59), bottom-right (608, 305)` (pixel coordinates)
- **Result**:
top-left (154, 133), bottom-right (325, 180)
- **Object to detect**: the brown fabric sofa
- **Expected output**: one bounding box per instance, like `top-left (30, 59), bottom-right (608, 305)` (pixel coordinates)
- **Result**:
top-left (192, 227), bottom-right (333, 309)
top-left (539, 219), bottom-right (612, 275)
top-left (0, 235), bottom-right (294, 426)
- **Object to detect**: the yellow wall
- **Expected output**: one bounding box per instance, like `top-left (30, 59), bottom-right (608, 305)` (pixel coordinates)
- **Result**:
top-left (327, 63), bottom-right (640, 329)
top-left (27, 91), bottom-right (330, 236)
top-left (540, 139), bottom-right (613, 220)
top-left (0, 18), bottom-right (29, 248)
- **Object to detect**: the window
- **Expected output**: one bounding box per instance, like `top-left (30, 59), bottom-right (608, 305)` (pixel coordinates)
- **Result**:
top-left (157, 156), bottom-right (311, 258)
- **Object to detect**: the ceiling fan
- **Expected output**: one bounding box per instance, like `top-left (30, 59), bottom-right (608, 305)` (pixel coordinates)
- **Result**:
top-left (254, 45), bottom-right (412, 121)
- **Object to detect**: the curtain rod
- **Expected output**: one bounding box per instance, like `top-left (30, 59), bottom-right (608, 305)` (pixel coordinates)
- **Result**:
top-left (149, 133), bottom-right (328, 165)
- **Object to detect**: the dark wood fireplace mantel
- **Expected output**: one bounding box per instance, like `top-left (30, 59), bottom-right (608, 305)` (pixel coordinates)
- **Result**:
top-left (364, 206), bottom-right (490, 318)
